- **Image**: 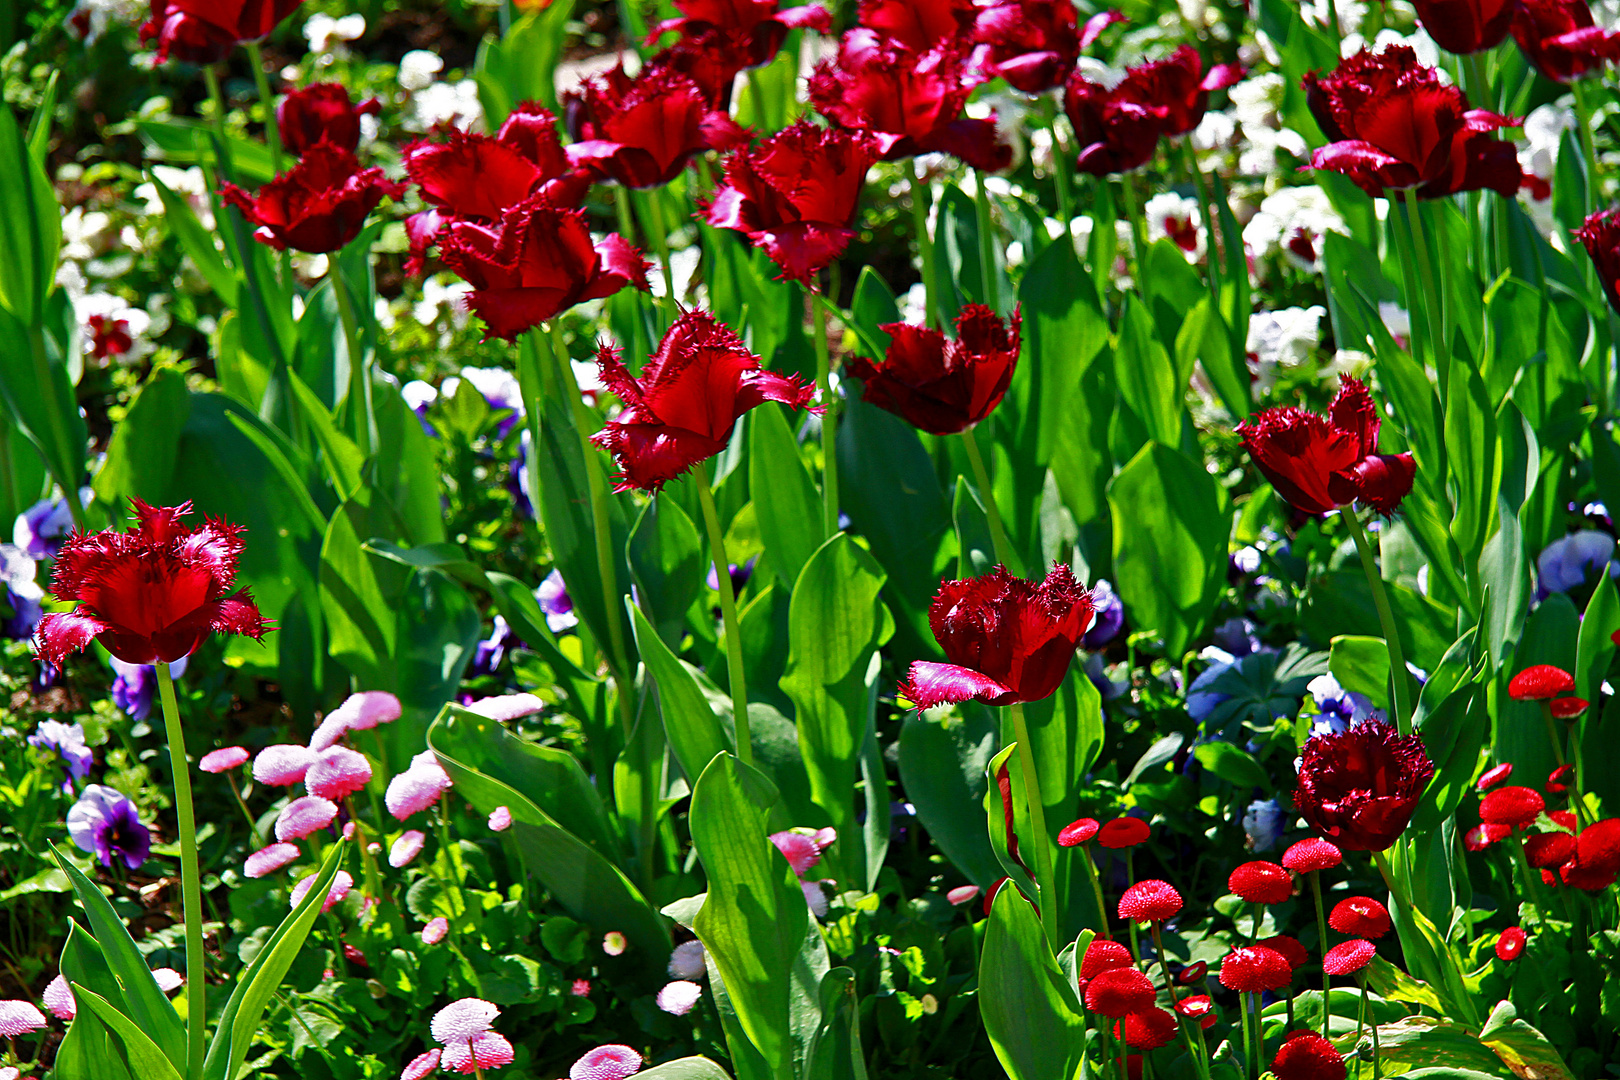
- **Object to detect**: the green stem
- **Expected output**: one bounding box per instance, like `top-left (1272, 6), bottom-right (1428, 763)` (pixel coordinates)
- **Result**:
top-left (343, 796), bottom-right (382, 900)
top-left (811, 297), bottom-right (839, 539)
top-left (1083, 843), bottom-right (1110, 940)
top-left (202, 65), bottom-right (234, 180)
top-left (1120, 175), bottom-right (1149, 299)
top-left (1355, 980), bottom-right (1367, 1080)
top-left (1540, 702), bottom-right (1567, 767)
top-left (1125, 848), bottom-right (1140, 961)
top-left (1048, 117), bottom-right (1074, 235)
top-left (1152, 922), bottom-right (1213, 1080)
top-left (1399, 195), bottom-right (1449, 386)
top-left (908, 165), bottom-right (939, 329)
top-left (329, 258), bottom-right (373, 458)
top-left (1241, 992), bottom-right (1259, 1080)
top-left (696, 477), bottom-right (752, 767)
top-left (1371, 985), bottom-right (1382, 1080)
top-left (639, 190), bottom-right (679, 327)
top-left (747, 67), bottom-right (771, 131)
top-left (432, 805), bottom-right (471, 926)
top-left (1009, 700), bottom-right (1058, 947)
top-left (156, 661), bottom-right (205, 1080)
top-left (226, 773), bottom-right (261, 848)
top-left (613, 187), bottom-right (653, 361)
top-left (1247, 901), bottom-right (1261, 945)
top-left (960, 426), bottom-right (1016, 572)
top-left (1179, 138), bottom-right (1223, 302)
top-left (244, 41), bottom-right (284, 176)
top-left (1310, 870), bottom-right (1332, 1039)
top-left (1507, 831), bottom-right (1547, 913)
top-left (973, 169), bottom-right (999, 310)
top-left (23, 325), bottom-right (86, 532)
top-left (1341, 508), bottom-right (1412, 734)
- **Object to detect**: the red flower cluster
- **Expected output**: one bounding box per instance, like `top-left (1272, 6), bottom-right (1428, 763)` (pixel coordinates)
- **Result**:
top-left (899, 564), bottom-right (1092, 709)
top-left (1411, 0), bottom-right (1514, 55)
top-left (809, 33), bottom-right (1011, 171)
top-left (37, 500), bottom-right (270, 666)
top-left (221, 143), bottom-right (405, 254)
top-left (1237, 376), bottom-right (1416, 517)
top-left (1303, 45), bottom-right (1521, 200)
top-left (845, 304), bottom-right (1022, 435)
top-left (1293, 719), bottom-right (1434, 851)
top-left (1228, 860), bottom-right (1292, 904)
top-left (564, 63), bottom-right (748, 188)
top-left (649, 0), bottom-right (832, 97)
top-left (1273, 1031), bottom-right (1347, 1080)
top-left (590, 310), bottom-right (818, 492)
top-left (1511, 0), bottom-right (1620, 82)
top-left (858, 0), bottom-right (976, 51)
top-left (1218, 945), bottom-right (1293, 993)
top-left (971, 1), bottom-right (1121, 92)
top-left (1328, 897), bottom-right (1390, 938)
top-left (703, 120), bottom-right (879, 283)
top-left (403, 102), bottom-right (592, 276)
top-left (1064, 45), bottom-right (1243, 175)
top-left (1118, 879), bottom-right (1182, 923)
top-left (141, 0), bottom-right (303, 64)
top-left (278, 83), bottom-right (381, 157)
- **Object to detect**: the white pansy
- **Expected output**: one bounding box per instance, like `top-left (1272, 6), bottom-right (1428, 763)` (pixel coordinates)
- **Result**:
top-left (403, 78), bottom-right (483, 133)
top-left (304, 13), bottom-right (366, 56)
top-left (1246, 306), bottom-right (1325, 392)
top-left (1242, 186), bottom-right (1347, 273)
top-left (1144, 192), bottom-right (1203, 260)
top-left (398, 50), bottom-right (445, 92)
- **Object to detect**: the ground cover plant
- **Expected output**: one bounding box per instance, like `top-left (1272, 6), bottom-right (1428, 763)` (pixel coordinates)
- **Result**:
top-left (5, 0), bottom-right (1620, 1076)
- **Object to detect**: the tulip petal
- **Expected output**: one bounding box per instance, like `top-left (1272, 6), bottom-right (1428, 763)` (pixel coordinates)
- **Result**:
top-left (35, 610), bottom-right (112, 665)
top-left (899, 661), bottom-right (1016, 709)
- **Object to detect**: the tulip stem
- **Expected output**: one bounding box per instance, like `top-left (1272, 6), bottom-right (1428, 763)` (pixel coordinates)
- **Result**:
top-left (960, 426), bottom-right (1016, 572)
top-left (202, 65), bottom-right (234, 180)
top-left (156, 660), bottom-right (205, 1080)
top-left (1395, 195), bottom-right (1448, 387)
top-left (973, 170), bottom-right (999, 310)
top-left (1008, 701), bottom-right (1058, 947)
top-left (1179, 138), bottom-right (1222, 304)
top-left (244, 41), bottom-right (284, 176)
top-left (908, 163), bottom-right (939, 329)
top-left (1120, 176), bottom-right (1149, 299)
top-left (1310, 870), bottom-right (1332, 1039)
top-left (329, 257), bottom-right (374, 459)
top-left (695, 475), bottom-right (752, 767)
top-left (1047, 114), bottom-right (1074, 236)
top-left (811, 296), bottom-right (839, 539)
top-left (1340, 508), bottom-right (1412, 735)
top-left (639, 189), bottom-right (679, 327)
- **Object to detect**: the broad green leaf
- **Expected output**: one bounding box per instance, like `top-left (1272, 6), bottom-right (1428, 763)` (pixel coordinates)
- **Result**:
top-left (54, 922), bottom-right (136, 1080)
top-left (371, 373), bottom-right (447, 545)
top-left (0, 303), bottom-right (88, 512)
top-left (1363, 955), bottom-right (1445, 1012)
top-left (1301, 569), bottom-right (1458, 672)
top-left (984, 744), bottom-right (1040, 902)
top-left (953, 476), bottom-right (1000, 579)
top-left (0, 102), bottom-right (59, 323)
top-left (1372, 1016), bottom-right (1517, 1078)
top-left (1193, 644), bottom-right (1329, 737)
top-left (1329, 635), bottom-right (1391, 711)
top-left (1445, 360), bottom-right (1501, 567)
top-left (149, 173), bottom-right (236, 305)
top-left (1178, 296), bottom-right (1247, 421)
top-left (630, 600), bottom-right (730, 783)
top-left (204, 842), bottom-right (346, 1080)
top-left (1576, 571), bottom-right (1618, 708)
top-left (747, 402), bottom-right (824, 589)
top-left (426, 706), bottom-right (669, 956)
top-left (637, 1058), bottom-right (735, 1080)
top-left (897, 705), bottom-right (1001, 886)
top-left (690, 753), bottom-right (808, 1074)
top-left (1108, 442), bottom-right (1226, 657)
top-left (92, 368), bottom-right (190, 515)
top-left (1497, 592), bottom-right (1579, 782)
top-left (320, 490), bottom-right (408, 684)
top-left (846, 265), bottom-right (899, 361)
top-left (474, 0), bottom-right (576, 118)
top-left (978, 885), bottom-right (1086, 1080)
top-left (74, 987), bottom-right (184, 1080)
top-left (1193, 741), bottom-right (1271, 792)
top-left (288, 372), bottom-right (363, 500)
top-left (1410, 678), bottom-right (1488, 833)
top-left (1114, 297), bottom-right (1182, 450)
top-left (780, 534), bottom-right (894, 888)
top-left (1478, 999), bottom-right (1575, 1080)
top-left (50, 847), bottom-right (185, 1072)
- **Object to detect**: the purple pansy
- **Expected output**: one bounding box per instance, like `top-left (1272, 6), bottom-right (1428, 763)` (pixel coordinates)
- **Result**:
top-left (67, 784), bottom-right (151, 870)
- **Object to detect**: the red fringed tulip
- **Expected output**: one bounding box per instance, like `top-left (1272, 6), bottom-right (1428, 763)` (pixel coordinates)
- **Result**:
top-left (1578, 208), bottom-right (1620, 314)
top-left (898, 564), bottom-right (1092, 709)
top-left (438, 198), bottom-right (650, 342)
top-left (1118, 879), bottom-right (1182, 923)
top-left (703, 120), bottom-right (879, 283)
top-left (1294, 719), bottom-right (1434, 851)
top-left (857, 0), bottom-right (977, 51)
top-left (972, 0), bottom-right (1103, 93)
top-left (650, 0), bottom-right (832, 72)
top-left (140, 0), bottom-right (304, 64)
top-left (1281, 838), bottom-right (1343, 873)
top-left (1083, 967), bottom-right (1155, 1017)
top-left (403, 103), bottom-right (591, 274)
top-left (1237, 376), bottom-right (1415, 517)
top-left (1057, 817), bottom-right (1099, 846)
top-left (1507, 664), bottom-right (1575, 699)
top-left (221, 143), bottom-right (405, 254)
top-left (1218, 946), bottom-right (1293, 993)
top-left (1273, 1031), bottom-right (1347, 1080)
top-left (1511, 0), bottom-right (1620, 81)
top-left (1097, 817), bottom-right (1151, 848)
top-left (1321, 939), bottom-right (1376, 975)
top-left (35, 500), bottom-right (270, 666)
top-left (809, 34), bottom-right (1012, 171)
top-left (1495, 926), bottom-right (1527, 961)
top-left (1120, 45), bottom-right (1243, 136)
top-left (1479, 785), bottom-right (1545, 829)
top-left (1303, 45), bottom-right (1521, 200)
top-left (1412, 0), bottom-right (1514, 54)
top-left (1228, 860), bottom-right (1292, 904)
top-left (565, 64), bottom-right (748, 188)
top-left (1063, 46), bottom-right (1241, 175)
top-left (1327, 897), bottom-right (1391, 938)
top-left (591, 310), bottom-right (818, 492)
top-left (278, 82), bottom-right (381, 156)
top-left (845, 304), bottom-right (1022, 435)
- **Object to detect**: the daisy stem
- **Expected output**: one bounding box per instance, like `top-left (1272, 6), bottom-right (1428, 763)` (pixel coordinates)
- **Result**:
top-left (1539, 702), bottom-right (1567, 767)
top-left (1084, 842), bottom-right (1111, 940)
top-left (1247, 901), bottom-right (1261, 945)
top-left (1354, 978), bottom-right (1367, 1080)
top-left (1151, 921), bottom-right (1212, 1080)
top-left (908, 163), bottom-right (939, 329)
top-left (1125, 849), bottom-right (1140, 961)
top-left (225, 772), bottom-right (261, 848)
top-left (329, 256), bottom-right (375, 458)
top-left (973, 169), bottom-right (999, 311)
top-left (959, 426), bottom-right (1016, 573)
top-left (1340, 508), bottom-right (1412, 735)
top-left (1310, 870), bottom-right (1332, 1039)
top-left (1240, 991), bottom-right (1258, 1080)
top-left (156, 660), bottom-right (205, 1080)
top-left (811, 295), bottom-right (839, 539)
top-left (1008, 700), bottom-right (1058, 948)
top-left (696, 475), bottom-right (752, 767)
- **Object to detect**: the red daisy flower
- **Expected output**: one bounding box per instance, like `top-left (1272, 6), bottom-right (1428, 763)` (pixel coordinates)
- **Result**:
top-left (1228, 861), bottom-right (1293, 904)
top-left (1327, 896), bottom-right (1390, 939)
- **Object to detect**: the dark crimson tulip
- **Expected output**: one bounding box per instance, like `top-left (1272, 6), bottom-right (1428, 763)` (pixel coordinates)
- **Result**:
top-left (809, 34), bottom-right (1012, 171)
top-left (1238, 376), bottom-right (1415, 517)
top-left (36, 500), bottom-right (270, 666)
top-left (1122, 45), bottom-right (1244, 136)
top-left (221, 143), bottom-right (405, 254)
top-left (402, 102), bottom-right (591, 274)
top-left (1303, 46), bottom-right (1521, 199)
top-left (140, 0), bottom-right (304, 64)
top-left (898, 564), bottom-right (1093, 709)
top-left (857, 0), bottom-right (977, 51)
top-left (650, 0), bottom-right (832, 73)
top-left (1063, 76), bottom-right (1167, 175)
top-left (438, 198), bottom-right (650, 342)
top-left (1575, 208), bottom-right (1620, 314)
top-left (703, 120), bottom-right (879, 282)
top-left (1412, 0), bottom-right (1514, 54)
top-left (844, 304), bottom-right (1022, 435)
top-left (1294, 719), bottom-right (1434, 851)
top-left (590, 310), bottom-right (818, 492)
top-left (1511, 0), bottom-right (1620, 81)
top-left (972, 0), bottom-right (1085, 91)
top-left (277, 82), bottom-right (381, 157)
top-left (564, 64), bottom-right (749, 188)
